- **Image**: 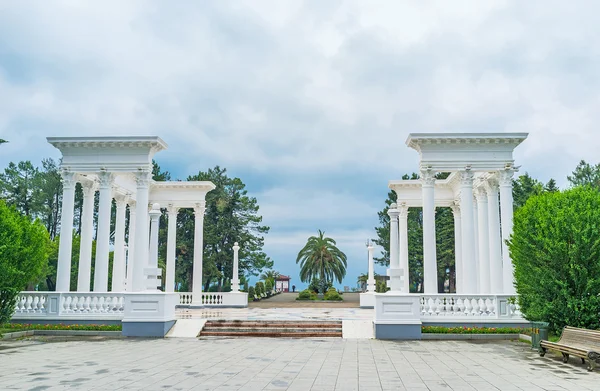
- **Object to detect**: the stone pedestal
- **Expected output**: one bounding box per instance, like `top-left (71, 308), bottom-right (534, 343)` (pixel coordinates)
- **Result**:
top-left (122, 292), bottom-right (178, 337)
top-left (374, 293), bottom-right (422, 340)
top-left (226, 292), bottom-right (249, 307)
top-left (359, 292), bottom-right (375, 309)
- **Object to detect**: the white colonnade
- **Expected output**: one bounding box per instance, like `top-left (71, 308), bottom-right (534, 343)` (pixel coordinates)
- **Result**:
top-left (48, 137), bottom-right (215, 297)
top-left (387, 133), bottom-right (528, 295)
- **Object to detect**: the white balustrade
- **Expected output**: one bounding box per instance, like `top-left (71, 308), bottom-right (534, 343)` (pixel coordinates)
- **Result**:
top-left (419, 294), bottom-right (522, 319)
top-left (12, 292), bottom-right (124, 320)
top-left (177, 292), bottom-right (247, 307)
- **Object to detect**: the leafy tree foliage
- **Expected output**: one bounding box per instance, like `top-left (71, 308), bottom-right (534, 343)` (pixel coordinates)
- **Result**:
top-left (513, 173), bottom-right (545, 209)
top-left (0, 139), bottom-right (7, 144)
top-left (0, 200), bottom-right (50, 322)
top-left (172, 166), bottom-right (271, 292)
top-left (509, 187), bottom-right (600, 333)
top-left (296, 230), bottom-right (347, 284)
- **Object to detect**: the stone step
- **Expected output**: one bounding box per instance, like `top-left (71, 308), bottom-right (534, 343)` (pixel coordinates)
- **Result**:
top-left (205, 322), bottom-right (341, 329)
top-left (199, 320), bottom-right (343, 338)
top-left (202, 327), bottom-right (342, 333)
top-left (200, 331), bottom-right (342, 338)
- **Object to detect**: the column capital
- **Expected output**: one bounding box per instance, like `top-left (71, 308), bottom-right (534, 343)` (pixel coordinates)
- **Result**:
top-left (194, 201), bottom-right (206, 216)
top-left (97, 171), bottom-right (114, 188)
top-left (80, 179), bottom-right (97, 197)
top-left (397, 202), bottom-right (409, 218)
top-left (459, 168), bottom-right (475, 186)
top-left (134, 169), bottom-right (152, 188)
top-left (128, 199), bottom-right (137, 210)
top-left (450, 201), bottom-right (461, 217)
top-left (233, 242), bottom-right (240, 251)
top-left (387, 203), bottom-right (400, 221)
top-left (149, 203), bottom-right (161, 220)
top-left (484, 177), bottom-right (499, 194)
top-left (475, 186), bottom-right (487, 202)
top-left (420, 168), bottom-right (436, 186)
top-left (61, 169), bottom-right (77, 189)
top-left (114, 193), bottom-right (130, 209)
top-left (167, 204), bottom-right (180, 217)
top-left (498, 167), bottom-right (515, 187)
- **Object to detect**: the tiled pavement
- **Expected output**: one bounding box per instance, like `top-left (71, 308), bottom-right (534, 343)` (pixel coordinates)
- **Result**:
top-left (0, 337), bottom-right (597, 390)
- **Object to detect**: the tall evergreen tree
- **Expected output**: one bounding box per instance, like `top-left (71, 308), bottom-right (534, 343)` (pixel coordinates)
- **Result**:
top-left (568, 160), bottom-right (600, 190)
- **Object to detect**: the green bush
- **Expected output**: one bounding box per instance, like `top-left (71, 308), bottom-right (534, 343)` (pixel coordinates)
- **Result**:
top-left (248, 286), bottom-right (256, 298)
top-left (308, 278), bottom-right (332, 294)
top-left (297, 289), bottom-right (317, 300)
top-left (0, 201), bottom-right (50, 323)
top-left (509, 187), bottom-right (600, 334)
top-left (254, 282), bottom-right (262, 296)
top-left (265, 279), bottom-right (273, 294)
top-left (257, 281), bottom-right (265, 296)
top-left (324, 288), bottom-right (343, 301)
top-left (375, 281), bottom-right (389, 293)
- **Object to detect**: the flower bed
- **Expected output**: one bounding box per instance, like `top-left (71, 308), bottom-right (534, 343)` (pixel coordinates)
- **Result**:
top-left (1, 323), bottom-right (121, 333)
top-left (422, 326), bottom-right (531, 335)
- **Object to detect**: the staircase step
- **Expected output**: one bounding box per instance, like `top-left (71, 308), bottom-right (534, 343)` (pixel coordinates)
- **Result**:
top-left (199, 320), bottom-right (343, 338)
top-left (206, 322), bottom-right (341, 329)
top-left (200, 331), bottom-right (342, 338)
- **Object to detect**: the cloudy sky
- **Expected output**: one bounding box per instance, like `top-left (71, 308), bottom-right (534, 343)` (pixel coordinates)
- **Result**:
top-left (1, 1), bottom-right (600, 289)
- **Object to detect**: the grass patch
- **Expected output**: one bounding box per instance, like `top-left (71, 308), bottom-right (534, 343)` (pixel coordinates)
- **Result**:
top-left (0, 323), bottom-right (121, 335)
top-left (422, 326), bottom-right (530, 334)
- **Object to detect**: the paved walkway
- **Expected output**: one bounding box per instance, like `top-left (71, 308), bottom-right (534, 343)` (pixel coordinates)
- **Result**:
top-left (0, 337), bottom-right (597, 390)
top-left (248, 293), bottom-right (360, 308)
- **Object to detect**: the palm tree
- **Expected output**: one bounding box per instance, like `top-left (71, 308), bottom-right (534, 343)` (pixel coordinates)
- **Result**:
top-left (259, 270), bottom-right (280, 292)
top-left (296, 230), bottom-right (347, 284)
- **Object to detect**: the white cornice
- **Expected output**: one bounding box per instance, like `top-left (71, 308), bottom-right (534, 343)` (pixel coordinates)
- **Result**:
top-left (150, 181), bottom-right (216, 191)
top-left (47, 136), bottom-right (168, 152)
top-left (406, 132), bottom-right (528, 152)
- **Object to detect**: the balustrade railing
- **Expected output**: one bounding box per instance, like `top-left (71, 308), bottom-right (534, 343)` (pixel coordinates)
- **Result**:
top-left (13, 292), bottom-right (125, 320)
top-left (177, 292), bottom-right (247, 307)
top-left (419, 294), bottom-right (521, 319)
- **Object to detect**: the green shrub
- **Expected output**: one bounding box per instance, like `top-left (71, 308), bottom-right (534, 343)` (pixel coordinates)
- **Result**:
top-left (509, 187), bottom-right (600, 334)
top-left (248, 286), bottom-right (256, 298)
top-left (375, 281), bottom-right (389, 293)
top-left (257, 281), bottom-right (265, 296)
top-left (265, 279), bottom-right (273, 294)
top-left (0, 201), bottom-right (50, 323)
top-left (254, 282), bottom-right (262, 296)
top-left (297, 289), bottom-right (317, 300)
top-left (422, 326), bottom-right (528, 334)
top-left (324, 288), bottom-right (343, 301)
top-left (308, 278), bottom-right (332, 294)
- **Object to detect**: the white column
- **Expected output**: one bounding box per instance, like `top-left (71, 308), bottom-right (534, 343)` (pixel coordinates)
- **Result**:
top-left (398, 202), bottom-right (410, 293)
top-left (111, 195), bottom-right (128, 292)
top-left (191, 201), bottom-right (206, 305)
top-left (476, 187), bottom-right (490, 294)
top-left (421, 169), bottom-right (437, 294)
top-left (93, 171), bottom-right (113, 292)
top-left (165, 205), bottom-right (179, 293)
top-left (450, 202), bottom-right (462, 294)
top-left (366, 243), bottom-right (375, 292)
top-left (232, 242), bottom-right (240, 292)
top-left (56, 170), bottom-right (76, 292)
top-left (459, 169), bottom-right (477, 293)
top-left (473, 195), bottom-right (480, 293)
top-left (76, 180), bottom-right (96, 292)
top-left (125, 201), bottom-right (136, 291)
top-left (486, 178), bottom-right (504, 293)
top-left (387, 203), bottom-right (401, 291)
top-left (499, 167), bottom-right (516, 295)
top-left (132, 170), bottom-right (151, 292)
top-left (148, 203), bottom-right (161, 290)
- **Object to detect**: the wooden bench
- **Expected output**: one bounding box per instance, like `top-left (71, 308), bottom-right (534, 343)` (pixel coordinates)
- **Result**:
top-left (539, 326), bottom-right (600, 371)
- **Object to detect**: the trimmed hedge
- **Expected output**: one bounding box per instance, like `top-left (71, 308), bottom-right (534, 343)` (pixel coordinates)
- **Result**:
top-left (422, 326), bottom-right (530, 335)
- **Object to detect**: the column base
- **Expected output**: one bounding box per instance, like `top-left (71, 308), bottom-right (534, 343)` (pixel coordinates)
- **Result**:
top-left (374, 322), bottom-right (422, 340)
